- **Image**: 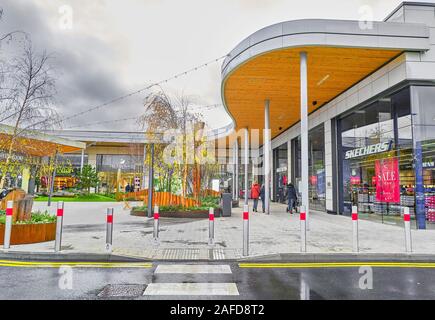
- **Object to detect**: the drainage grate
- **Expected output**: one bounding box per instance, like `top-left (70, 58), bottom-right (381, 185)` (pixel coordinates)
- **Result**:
top-left (162, 248), bottom-right (201, 260)
top-left (212, 248), bottom-right (225, 260)
top-left (97, 284), bottom-right (146, 298)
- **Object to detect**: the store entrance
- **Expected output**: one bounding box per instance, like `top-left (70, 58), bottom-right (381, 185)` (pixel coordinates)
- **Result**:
top-left (273, 144), bottom-right (288, 204)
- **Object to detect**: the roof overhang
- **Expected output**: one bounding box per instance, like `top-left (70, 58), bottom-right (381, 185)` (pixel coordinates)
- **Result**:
top-left (0, 125), bottom-right (86, 157)
top-left (221, 19), bottom-right (430, 142)
top-left (47, 130), bottom-right (164, 144)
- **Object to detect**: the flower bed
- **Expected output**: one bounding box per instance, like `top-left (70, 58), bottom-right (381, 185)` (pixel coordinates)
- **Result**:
top-left (131, 204), bottom-right (221, 218)
top-left (0, 211), bottom-right (57, 245)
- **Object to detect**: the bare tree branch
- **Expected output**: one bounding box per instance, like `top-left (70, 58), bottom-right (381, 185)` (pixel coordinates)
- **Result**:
top-left (0, 39), bottom-right (59, 188)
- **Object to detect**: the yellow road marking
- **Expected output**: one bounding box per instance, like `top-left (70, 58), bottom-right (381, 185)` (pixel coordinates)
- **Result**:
top-left (0, 260), bottom-right (152, 268)
top-left (239, 262), bottom-right (435, 269)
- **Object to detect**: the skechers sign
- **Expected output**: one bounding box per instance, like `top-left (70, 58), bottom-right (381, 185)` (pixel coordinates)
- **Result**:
top-left (344, 141), bottom-right (392, 160)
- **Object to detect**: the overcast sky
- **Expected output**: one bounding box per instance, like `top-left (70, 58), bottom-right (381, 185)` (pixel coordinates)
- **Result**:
top-left (0, 0), bottom-right (422, 132)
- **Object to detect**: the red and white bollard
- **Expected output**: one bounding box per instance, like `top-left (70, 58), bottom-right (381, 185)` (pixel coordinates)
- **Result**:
top-left (153, 205), bottom-right (159, 245)
top-left (352, 206), bottom-right (359, 253)
top-left (300, 206), bottom-right (306, 253)
top-left (106, 208), bottom-right (114, 253)
top-left (243, 204), bottom-right (249, 256)
top-left (208, 207), bottom-right (215, 246)
top-left (403, 207), bottom-right (412, 253)
top-left (3, 201), bottom-right (13, 249)
top-left (55, 201), bottom-right (64, 252)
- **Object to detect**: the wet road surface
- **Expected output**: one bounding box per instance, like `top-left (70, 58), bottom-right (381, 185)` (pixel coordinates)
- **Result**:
top-left (1, 260), bottom-right (435, 300)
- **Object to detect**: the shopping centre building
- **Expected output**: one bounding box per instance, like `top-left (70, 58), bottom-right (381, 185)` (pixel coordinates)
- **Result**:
top-left (5, 1), bottom-right (435, 231)
top-left (221, 2), bottom-right (435, 229)
top-left (48, 125), bottom-right (233, 194)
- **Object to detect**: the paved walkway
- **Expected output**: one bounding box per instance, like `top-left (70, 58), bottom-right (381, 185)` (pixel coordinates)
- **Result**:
top-left (2, 200), bottom-right (435, 259)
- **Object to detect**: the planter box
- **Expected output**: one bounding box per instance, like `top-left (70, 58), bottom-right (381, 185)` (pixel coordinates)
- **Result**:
top-left (131, 208), bottom-right (222, 219)
top-left (0, 222), bottom-right (56, 245)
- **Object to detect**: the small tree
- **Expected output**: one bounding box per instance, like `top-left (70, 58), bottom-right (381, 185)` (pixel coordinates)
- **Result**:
top-left (76, 165), bottom-right (99, 194)
top-left (0, 40), bottom-right (59, 189)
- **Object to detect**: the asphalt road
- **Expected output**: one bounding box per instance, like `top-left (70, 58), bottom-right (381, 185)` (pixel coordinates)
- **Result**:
top-left (1, 260), bottom-right (435, 300)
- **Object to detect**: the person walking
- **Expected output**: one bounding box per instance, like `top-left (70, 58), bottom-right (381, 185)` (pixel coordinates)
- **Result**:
top-left (251, 181), bottom-right (261, 212)
top-left (260, 183), bottom-right (266, 213)
top-left (286, 182), bottom-right (298, 214)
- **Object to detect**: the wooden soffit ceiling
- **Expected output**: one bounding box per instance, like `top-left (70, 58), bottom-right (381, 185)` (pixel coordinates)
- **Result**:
top-left (0, 133), bottom-right (83, 157)
top-left (222, 46), bottom-right (402, 142)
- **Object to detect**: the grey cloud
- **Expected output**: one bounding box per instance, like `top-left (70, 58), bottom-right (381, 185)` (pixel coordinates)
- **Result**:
top-left (1, 0), bottom-right (132, 128)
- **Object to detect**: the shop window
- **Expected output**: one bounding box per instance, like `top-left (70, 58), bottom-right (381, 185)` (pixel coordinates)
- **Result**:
top-left (292, 124), bottom-right (326, 211)
top-left (410, 86), bottom-right (435, 228)
top-left (273, 143), bottom-right (288, 203)
top-left (339, 86), bottom-right (416, 226)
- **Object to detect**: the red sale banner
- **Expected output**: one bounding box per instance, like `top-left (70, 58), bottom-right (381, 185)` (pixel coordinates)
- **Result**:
top-left (375, 158), bottom-right (400, 203)
top-left (350, 176), bottom-right (361, 185)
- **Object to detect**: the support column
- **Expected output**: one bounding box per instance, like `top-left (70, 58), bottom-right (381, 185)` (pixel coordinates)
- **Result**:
top-left (80, 149), bottom-right (85, 173)
top-left (142, 143), bottom-right (147, 190)
top-left (147, 143), bottom-right (154, 218)
top-left (244, 128), bottom-right (249, 205)
top-left (232, 142), bottom-right (236, 199)
top-left (235, 138), bottom-right (239, 201)
top-left (300, 52), bottom-right (309, 228)
top-left (264, 99), bottom-right (271, 215)
top-left (48, 150), bottom-right (58, 207)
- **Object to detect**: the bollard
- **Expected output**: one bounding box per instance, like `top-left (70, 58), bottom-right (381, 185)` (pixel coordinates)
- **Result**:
top-left (3, 201), bottom-right (13, 250)
top-left (106, 208), bottom-right (114, 253)
top-left (208, 207), bottom-right (215, 246)
top-left (352, 206), bottom-right (359, 253)
top-left (153, 205), bottom-right (159, 244)
top-left (243, 204), bottom-right (249, 256)
top-left (55, 201), bottom-right (64, 252)
top-left (403, 207), bottom-right (412, 253)
top-left (300, 206), bottom-right (306, 253)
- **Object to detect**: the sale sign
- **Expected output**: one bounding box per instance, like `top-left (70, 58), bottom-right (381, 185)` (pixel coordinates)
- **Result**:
top-left (375, 158), bottom-right (400, 203)
top-left (350, 176), bottom-right (361, 185)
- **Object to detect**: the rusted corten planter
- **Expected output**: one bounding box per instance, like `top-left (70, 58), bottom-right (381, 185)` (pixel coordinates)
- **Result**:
top-left (0, 222), bottom-right (56, 245)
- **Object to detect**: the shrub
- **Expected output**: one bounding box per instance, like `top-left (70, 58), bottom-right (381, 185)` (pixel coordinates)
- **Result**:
top-left (200, 195), bottom-right (220, 208)
top-left (0, 211), bottom-right (56, 225)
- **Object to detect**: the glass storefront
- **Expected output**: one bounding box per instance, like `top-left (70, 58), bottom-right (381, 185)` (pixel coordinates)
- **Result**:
top-left (96, 154), bottom-right (144, 193)
top-left (273, 143), bottom-right (288, 203)
top-left (292, 124), bottom-right (326, 211)
top-left (338, 85), bottom-right (435, 229)
top-left (410, 86), bottom-right (435, 229)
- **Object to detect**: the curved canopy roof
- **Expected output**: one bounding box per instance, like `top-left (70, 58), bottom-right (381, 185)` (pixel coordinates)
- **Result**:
top-left (221, 19), bottom-right (430, 141)
top-left (0, 124), bottom-right (86, 157)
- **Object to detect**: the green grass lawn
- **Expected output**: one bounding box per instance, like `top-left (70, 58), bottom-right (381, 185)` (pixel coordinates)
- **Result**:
top-left (34, 194), bottom-right (117, 202)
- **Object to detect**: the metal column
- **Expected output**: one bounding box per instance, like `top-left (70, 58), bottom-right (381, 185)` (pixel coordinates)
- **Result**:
top-left (264, 99), bottom-right (271, 214)
top-left (300, 52), bottom-right (309, 228)
top-left (244, 128), bottom-right (249, 205)
top-left (48, 150), bottom-right (58, 207)
top-left (235, 138), bottom-right (239, 201)
top-left (80, 149), bottom-right (85, 173)
top-left (142, 143), bottom-right (147, 190)
top-left (147, 143), bottom-right (154, 218)
top-left (232, 141), bottom-right (235, 200)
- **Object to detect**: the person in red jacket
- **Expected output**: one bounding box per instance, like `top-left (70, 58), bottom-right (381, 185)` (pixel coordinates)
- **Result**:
top-left (251, 182), bottom-right (261, 212)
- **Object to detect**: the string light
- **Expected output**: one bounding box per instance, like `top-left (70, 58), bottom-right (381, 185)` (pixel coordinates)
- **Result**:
top-left (64, 116), bottom-right (138, 129)
top-left (62, 104), bottom-right (222, 130)
top-left (57, 55), bottom-right (227, 126)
